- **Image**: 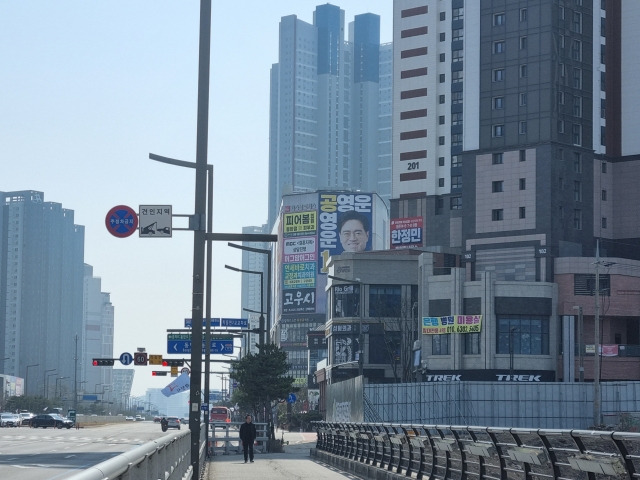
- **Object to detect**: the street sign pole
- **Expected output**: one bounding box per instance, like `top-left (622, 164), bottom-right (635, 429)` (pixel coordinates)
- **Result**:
top-left (190, 1), bottom-right (211, 477)
top-left (204, 165), bottom-right (213, 450)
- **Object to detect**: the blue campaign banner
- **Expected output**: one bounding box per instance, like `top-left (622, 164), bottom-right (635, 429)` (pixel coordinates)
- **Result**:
top-left (82, 394), bottom-right (98, 401)
top-left (184, 318), bottom-right (249, 329)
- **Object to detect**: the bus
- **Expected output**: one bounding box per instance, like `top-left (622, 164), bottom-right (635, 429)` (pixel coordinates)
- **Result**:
top-left (209, 406), bottom-right (231, 423)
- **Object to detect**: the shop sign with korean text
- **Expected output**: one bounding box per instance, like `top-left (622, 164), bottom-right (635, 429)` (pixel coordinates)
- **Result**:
top-left (422, 315), bottom-right (483, 335)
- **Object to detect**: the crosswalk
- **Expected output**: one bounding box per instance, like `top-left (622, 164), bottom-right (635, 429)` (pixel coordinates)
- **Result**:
top-left (0, 435), bottom-right (144, 445)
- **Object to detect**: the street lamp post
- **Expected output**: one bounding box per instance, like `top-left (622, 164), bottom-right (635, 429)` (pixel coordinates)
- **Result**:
top-left (225, 264), bottom-right (264, 348)
top-left (328, 275), bottom-right (364, 378)
top-left (55, 377), bottom-right (68, 399)
top-left (43, 369), bottom-right (56, 397)
top-left (573, 305), bottom-right (584, 382)
top-left (25, 364), bottom-right (39, 396)
top-left (46, 372), bottom-right (58, 399)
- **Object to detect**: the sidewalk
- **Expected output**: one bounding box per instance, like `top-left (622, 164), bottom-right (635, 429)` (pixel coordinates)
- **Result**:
top-left (206, 432), bottom-right (361, 480)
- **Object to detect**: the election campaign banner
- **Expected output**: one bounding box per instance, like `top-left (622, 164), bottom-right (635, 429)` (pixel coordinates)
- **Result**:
top-left (390, 217), bottom-right (423, 249)
top-left (161, 372), bottom-right (190, 397)
top-left (422, 315), bottom-right (483, 335)
top-left (283, 236), bottom-right (317, 263)
top-left (283, 211), bottom-right (317, 236)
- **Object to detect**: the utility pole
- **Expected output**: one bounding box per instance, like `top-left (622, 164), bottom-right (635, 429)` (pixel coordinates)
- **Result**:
top-left (74, 333), bottom-right (78, 411)
top-left (594, 239), bottom-right (601, 426)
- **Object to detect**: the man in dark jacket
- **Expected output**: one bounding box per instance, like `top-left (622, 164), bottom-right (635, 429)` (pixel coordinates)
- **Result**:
top-left (239, 414), bottom-right (257, 463)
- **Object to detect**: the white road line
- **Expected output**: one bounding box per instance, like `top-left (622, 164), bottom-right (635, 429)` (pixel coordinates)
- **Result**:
top-left (11, 464), bottom-right (32, 468)
top-left (64, 455), bottom-right (76, 459)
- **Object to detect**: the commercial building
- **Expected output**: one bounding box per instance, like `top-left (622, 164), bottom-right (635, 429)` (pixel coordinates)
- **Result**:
top-left (112, 369), bottom-right (134, 410)
top-left (267, 4), bottom-right (393, 228)
top-left (0, 190), bottom-right (84, 396)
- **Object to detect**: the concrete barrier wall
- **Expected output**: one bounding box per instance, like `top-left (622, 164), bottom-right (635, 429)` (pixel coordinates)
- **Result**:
top-left (74, 416), bottom-right (127, 426)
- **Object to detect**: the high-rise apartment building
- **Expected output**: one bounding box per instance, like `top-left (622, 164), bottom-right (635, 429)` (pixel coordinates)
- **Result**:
top-left (112, 368), bottom-right (134, 409)
top-left (0, 190), bottom-right (84, 395)
top-left (82, 264), bottom-right (114, 396)
top-left (391, 0), bottom-right (640, 279)
top-left (268, 4), bottom-right (393, 228)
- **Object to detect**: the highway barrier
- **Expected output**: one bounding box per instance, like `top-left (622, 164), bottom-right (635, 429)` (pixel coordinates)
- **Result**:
top-left (66, 424), bottom-right (206, 480)
top-left (209, 421), bottom-right (269, 455)
top-left (312, 422), bottom-right (640, 479)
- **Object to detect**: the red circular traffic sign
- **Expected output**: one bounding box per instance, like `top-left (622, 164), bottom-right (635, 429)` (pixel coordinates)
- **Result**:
top-left (105, 205), bottom-right (138, 238)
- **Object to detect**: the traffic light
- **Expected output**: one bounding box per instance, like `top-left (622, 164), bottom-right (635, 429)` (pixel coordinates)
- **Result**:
top-left (152, 371), bottom-right (168, 376)
top-left (92, 359), bottom-right (115, 366)
top-left (162, 359), bottom-right (184, 367)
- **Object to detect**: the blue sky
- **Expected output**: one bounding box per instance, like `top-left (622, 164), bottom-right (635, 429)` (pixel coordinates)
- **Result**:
top-left (0, 1), bottom-right (392, 396)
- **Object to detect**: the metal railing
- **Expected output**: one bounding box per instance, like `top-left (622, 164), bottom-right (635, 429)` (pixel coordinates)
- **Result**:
top-left (209, 421), bottom-right (269, 455)
top-left (314, 422), bottom-right (640, 479)
top-left (67, 424), bottom-right (206, 480)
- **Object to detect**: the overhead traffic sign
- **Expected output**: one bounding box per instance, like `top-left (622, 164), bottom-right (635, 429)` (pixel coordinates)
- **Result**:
top-left (139, 205), bottom-right (172, 237)
top-left (105, 205), bottom-right (138, 238)
top-left (184, 318), bottom-right (249, 329)
top-left (134, 352), bottom-right (148, 366)
top-left (167, 333), bottom-right (233, 354)
top-left (149, 354), bottom-right (163, 365)
top-left (119, 352), bottom-right (133, 366)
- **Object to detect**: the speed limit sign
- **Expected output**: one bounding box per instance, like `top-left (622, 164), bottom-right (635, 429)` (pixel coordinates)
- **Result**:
top-left (181, 367), bottom-right (190, 375)
top-left (134, 352), bottom-right (148, 366)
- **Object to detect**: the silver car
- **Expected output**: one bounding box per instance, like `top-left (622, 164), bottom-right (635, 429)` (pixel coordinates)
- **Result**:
top-left (166, 417), bottom-right (181, 430)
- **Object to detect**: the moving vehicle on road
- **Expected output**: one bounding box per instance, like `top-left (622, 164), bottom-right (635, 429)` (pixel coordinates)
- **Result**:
top-left (1, 413), bottom-right (20, 427)
top-left (166, 417), bottom-right (181, 430)
top-left (209, 406), bottom-right (231, 423)
top-left (125, 416), bottom-right (134, 421)
top-left (31, 414), bottom-right (73, 429)
top-left (135, 415), bottom-right (143, 421)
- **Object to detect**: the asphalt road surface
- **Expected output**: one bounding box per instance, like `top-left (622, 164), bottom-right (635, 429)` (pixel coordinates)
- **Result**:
top-left (0, 421), bottom-right (168, 480)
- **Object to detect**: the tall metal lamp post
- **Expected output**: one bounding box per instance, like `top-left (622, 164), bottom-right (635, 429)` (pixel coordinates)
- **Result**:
top-left (225, 264), bottom-right (264, 348)
top-left (55, 376), bottom-right (68, 399)
top-left (25, 364), bottom-right (39, 396)
top-left (43, 369), bottom-right (56, 397)
top-left (46, 372), bottom-right (58, 399)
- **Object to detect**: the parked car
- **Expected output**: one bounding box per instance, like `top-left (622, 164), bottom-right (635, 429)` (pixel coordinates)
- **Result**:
top-left (135, 415), bottom-right (143, 421)
top-left (166, 417), bottom-right (181, 430)
top-left (31, 414), bottom-right (73, 429)
top-left (20, 412), bottom-right (34, 426)
top-left (153, 416), bottom-right (161, 423)
top-left (125, 416), bottom-right (134, 421)
top-left (0, 413), bottom-right (20, 427)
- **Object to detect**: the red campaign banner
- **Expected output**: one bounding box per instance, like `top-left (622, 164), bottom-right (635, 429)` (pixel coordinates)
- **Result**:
top-left (390, 216), bottom-right (423, 249)
top-left (601, 344), bottom-right (619, 356)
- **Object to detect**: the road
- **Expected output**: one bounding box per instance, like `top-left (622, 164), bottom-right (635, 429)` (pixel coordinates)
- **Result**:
top-left (0, 421), bottom-right (168, 480)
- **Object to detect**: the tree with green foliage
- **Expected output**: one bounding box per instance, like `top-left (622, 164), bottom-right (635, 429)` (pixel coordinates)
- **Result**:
top-left (230, 343), bottom-right (296, 440)
top-left (4, 395), bottom-right (56, 414)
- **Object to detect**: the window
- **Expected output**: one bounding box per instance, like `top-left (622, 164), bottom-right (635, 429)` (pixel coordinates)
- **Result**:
top-left (497, 316), bottom-right (550, 355)
top-left (573, 96), bottom-right (582, 117)
top-left (464, 333), bottom-right (481, 354)
top-left (560, 63), bottom-right (566, 77)
top-left (520, 64), bottom-right (528, 77)
top-left (452, 8), bottom-right (464, 20)
top-left (519, 121), bottom-right (527, 134)
top-left (452, 71), bottom-right (463, 83)
top-left (573, 124), bottom-right (582, 146)
top-left (572, 40), bottom-right (582, 61)
top-left (573, 68), bottom-right (582, 89)
top-left (493, 97), bottom-right (504, 109)
top-left (450, 196), bottom-right (462, 210)
top-left (452, 91), bottom-right (463, 104)
top-left (602, 161), bottom-right (607, 173)
top-left (453, 29), bottom-right (463, 41)
top-left (575, 0), bottom-right (583, 5)
top-left (333, 285), bottom-right (360, 318)
top-left (601, 99), bottom-right (606, 119)
top-left (573, 153), bottom-right (582, 172)
top-left (494, 41), bottom-right (505, 54)
top-left (451, 175), bottom-right (462, 188)
top-left (451, 113), bottom-right (463, 125)
top-left (558, 92), bottom-right (565, 105)
top-left (439, 94), bottom-right (445, 104)
top-left (439, 136), bottom-right (445, 145)
top-left (493, 69), bottom-right (505, 82)
top-left (520, 178), bottom-right (526, 190)
top-left (559, 6), bottom-right (565, 20)
top-left (573, 11), bottom-right (582, 33)
top-left (559, 148), bottom-right (565, 161)
top-left (401, 88), bottom-right (428, 100)
top-left (439, 74), bottom-right (445, 83)
top-left (558, 120), bottom-right (565, 133)
top-left (439, 115), bottom-right (445, 125)
top-left (574, 274), bottom-right (610, 296)
top-left (440, 11), bottom-right (445, 21)
top-left (401, 26), bottom-right (429, 38)
top-left (440, 32), bottom-right (445, 42)
top-left (493, 153), bottom-right (503, 164)
top-left (452, 155), bottom-right (461, 167)
top-left (432, 334), bottom-right (450, 355)
top-left (493, 12), bottom-right (505, 26)
top-left (439, 53), bottom-right (445, 62)
top-left (519, 207), bottom-right (526, 219)
top-left (438, 178), bottom-right (445, 187)
top-left (601, 17), bottom-right (606, 37)
top-left (369, 285), bottom-right (401, 317)
top-left (520, 93), bottom-right (527, 106)
top-left (600, 44), bottom-right (606, 64)
top-left (492, 209), bottom-right (504, 221)
top-left (452, 50), bottom-right (463, 62)
top-left (452, 134), bottom-right (462, 146)
top-left (493, 125), bottom-right (504, 137)
top-left (436, 197), bottom-right (444, 215)
top-left (560, 206), bottom-right (564, 218)
top-left (602, 217), bottom-right (608, 229)
top-left (574, 209), bottom-right (582, 229)
top-left (574, 180), bottom-right (582, 201)
top-left (492, 181), bottom-right (504, 193)
top-left (438, 156), bottom-right (445, 166)
top-left (519, 150), bottom-right (526, 162)
top-left (520, 8), bottom-right (528, 22)
top-left (601, 71), bottom-right (606, 91)
top-left (520, 36), bottom-right (528, 50)
top-left (560, 35), bottom-right (565, 49)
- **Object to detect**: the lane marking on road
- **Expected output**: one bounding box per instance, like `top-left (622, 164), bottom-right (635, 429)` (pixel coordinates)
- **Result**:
top-left (64, 455), bottom-right (76, 458)
top-left (11, 465), bottom-right (33, 468)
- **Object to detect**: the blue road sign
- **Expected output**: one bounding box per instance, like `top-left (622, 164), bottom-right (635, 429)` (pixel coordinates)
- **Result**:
top-left (119, 352), bottom-right (133, 365)
top-left (82, 394), bottom-right (98, 401)
top-left (184, 318), bottom-right (249, 329)
top-left (287, 393), bottom-right (297, 404)
top-left (167, 334), bottom-right (233, 354)
top-left (105, 205), bottom-right (138, 238)
top-left (232, 382), bottom-right (238, 389)
top-left (201, 404), bottom-right (209, 411)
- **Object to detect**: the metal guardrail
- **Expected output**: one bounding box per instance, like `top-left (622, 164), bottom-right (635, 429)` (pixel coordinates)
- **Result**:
top-left (209, 422), bottom-right (269, 455)
top-left (314, 422), bottom-right (640, 479)
top-left (67, 424), bottom-right (206, 480)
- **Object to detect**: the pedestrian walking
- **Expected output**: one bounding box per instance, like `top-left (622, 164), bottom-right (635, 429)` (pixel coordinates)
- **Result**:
top-left (239, 414), bottom-right (257, 463)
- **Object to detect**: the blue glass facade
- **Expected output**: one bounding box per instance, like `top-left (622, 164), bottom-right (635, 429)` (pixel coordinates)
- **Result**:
top-left (315, 4), bottom-right (342, 75)
top-left (354, 13), bottom-right (380, 83)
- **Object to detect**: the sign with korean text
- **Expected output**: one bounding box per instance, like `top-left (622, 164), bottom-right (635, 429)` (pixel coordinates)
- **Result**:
top-left (167, 333), bottom-right (233, 354)
top-left (283, 236), bottom-right (317, 263)
top-left (183, 318), bottom-right (249, 329)
top-left (282, 288), bottom-right (316, 314)
top-left (105, 205), bottom-right (138, 238)
top-left (283, 211), bottom-right (317, 236)
top-left (149, 355), bottom-right (163, 365)
top-left (422, 315), bottom-right (483, 335)
top-left (391, 217), bottom-right (423, 249)
top-left (283, 262), bottom-right (316, 289)
top-left (139, 205), bottom-right (172, 237)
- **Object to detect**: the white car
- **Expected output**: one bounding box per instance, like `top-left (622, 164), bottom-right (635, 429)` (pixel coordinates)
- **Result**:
top-left (125, 416), bottom-right (134, 421)
top-left (135, 415), bottom-right (143, 421)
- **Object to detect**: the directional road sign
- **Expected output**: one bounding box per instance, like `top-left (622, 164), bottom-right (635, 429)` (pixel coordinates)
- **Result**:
top-left (139, 205), bottom-right (172, 237)
top-left (134, 352), bottom-right (148, 366)
top-left (201, 404), bottom-right (209, 412)
top-left (105, 205), bottom-right (138, 238)
top-left (287, 393), bottom-right (297, 404)
top-left (149, 354), bottom-right (163, 365)
top-left (82, 394), bottom-right (98, 401)
top-left (184, 318), bottom-right (249, 329)
top-left (167, 333), bottom-right (233, 354)
top-left (119, 352), bottom-right (133, 366)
